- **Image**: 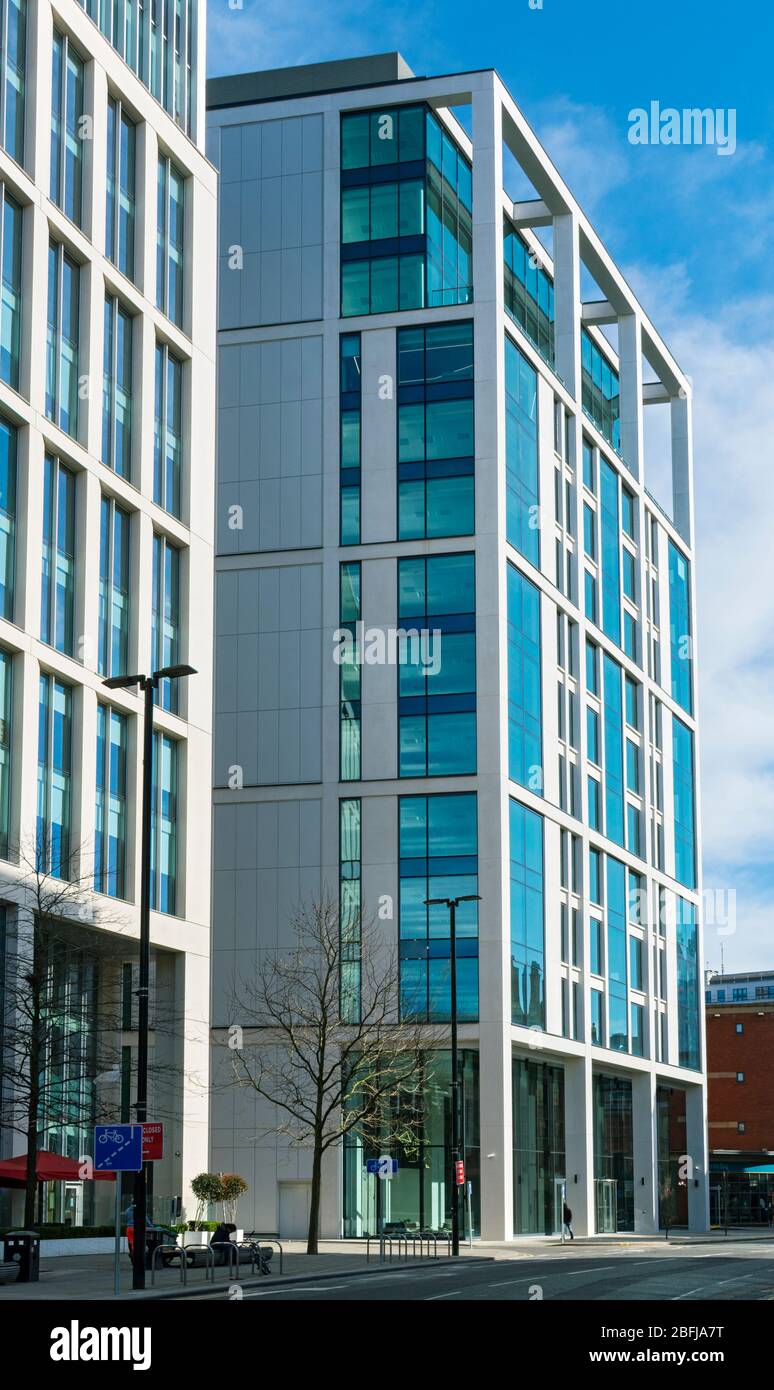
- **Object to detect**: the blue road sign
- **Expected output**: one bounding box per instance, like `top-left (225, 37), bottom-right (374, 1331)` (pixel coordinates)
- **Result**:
top-left (366, 1157), bottom-right (398, 1178)
top-left (94, 1124), bottom-right (143, 1172)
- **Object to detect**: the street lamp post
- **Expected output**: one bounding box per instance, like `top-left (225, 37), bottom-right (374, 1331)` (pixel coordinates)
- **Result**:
top-left (425, 893), bottom-right (481, 1257)
top-left (103, 663), bottom-right (196, 1291)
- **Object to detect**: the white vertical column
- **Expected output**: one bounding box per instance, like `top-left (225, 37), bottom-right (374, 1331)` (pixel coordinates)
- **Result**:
top-left (564, 1054), bottom-right (594, 1236)
top-left (553, 212), bottom-right (580, 398)
top-left (632, 1069), bottom-right (659, 1233)
top-left (685, 1082), bottom-right (709, 1232)
top-left (671, 391), bottom-right (694, 547)
top-left (473, 74), bottom-right (512, 1241)
top-left (618, 312), bottom-right (643, 481)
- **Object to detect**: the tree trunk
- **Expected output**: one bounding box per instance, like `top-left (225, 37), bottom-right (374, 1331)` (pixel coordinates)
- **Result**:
top-left (307, 1142), bottom-right (322, 1255)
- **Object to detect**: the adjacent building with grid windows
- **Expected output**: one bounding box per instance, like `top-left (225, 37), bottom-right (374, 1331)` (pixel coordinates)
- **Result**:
top-left (0, 0), bottom-right (215, 1227)
top-left (207, 53), bottom-right (707, 1239)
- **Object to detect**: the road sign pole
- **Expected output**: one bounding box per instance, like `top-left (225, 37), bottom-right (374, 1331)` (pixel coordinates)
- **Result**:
top-left (114, 1176), bottom-right (121, 1297)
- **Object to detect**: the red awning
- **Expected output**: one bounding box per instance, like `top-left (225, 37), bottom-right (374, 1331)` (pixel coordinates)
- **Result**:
top-left (0, 1150), bottom-right (116, 1187)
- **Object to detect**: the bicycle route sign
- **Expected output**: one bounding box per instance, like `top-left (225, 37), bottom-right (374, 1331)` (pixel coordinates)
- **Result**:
top-left (93, 1124), bottom-right (143, 1172)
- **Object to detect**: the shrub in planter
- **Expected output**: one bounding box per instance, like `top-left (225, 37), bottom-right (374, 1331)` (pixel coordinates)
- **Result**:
top-left (190, 1173), bottom-right (224, 1225)
top-left (220, 1174), bottom-right (248, 1225)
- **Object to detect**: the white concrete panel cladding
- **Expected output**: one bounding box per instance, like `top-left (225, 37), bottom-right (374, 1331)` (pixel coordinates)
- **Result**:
top-left (216, 115), bottom-right (324, 328)
top-left (217, 336), bottom-right (324, 553)
top-left (214, 564), bottom-right (323, 786)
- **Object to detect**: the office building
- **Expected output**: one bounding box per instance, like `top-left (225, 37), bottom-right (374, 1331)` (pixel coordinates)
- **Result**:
top-left (207, 52), bottom-right (706, 1238)
top-left (0, 0), bottom-right (216, 1226)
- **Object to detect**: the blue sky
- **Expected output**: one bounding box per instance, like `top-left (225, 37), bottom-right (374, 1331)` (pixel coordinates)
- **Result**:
top-left (207, 0), bottom-right (774, 972)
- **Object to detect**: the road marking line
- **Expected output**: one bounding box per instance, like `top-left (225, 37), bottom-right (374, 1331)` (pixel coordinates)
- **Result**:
top-left (671, 1287), bottom-right (705, 1299)
top-left (425, 1289), bottom-right (465, 1299)
top-left (566, 1265), bottom-right (616, 1274)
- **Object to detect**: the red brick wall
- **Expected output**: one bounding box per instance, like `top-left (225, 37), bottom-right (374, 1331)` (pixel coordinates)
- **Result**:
top-left (706, 1007), bottom-right (774, 1151)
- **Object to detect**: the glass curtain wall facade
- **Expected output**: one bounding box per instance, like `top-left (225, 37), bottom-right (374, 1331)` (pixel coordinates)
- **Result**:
top-left (397, 320), bottom-right (474, 539)
top-left (343, 1050), bottom-right (479, 1236)
top-left (341, 105), bottom-right (472, 316)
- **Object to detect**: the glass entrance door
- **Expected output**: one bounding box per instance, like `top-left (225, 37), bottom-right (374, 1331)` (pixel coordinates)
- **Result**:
top-left (595, 1177), bottom-right (617, 1233)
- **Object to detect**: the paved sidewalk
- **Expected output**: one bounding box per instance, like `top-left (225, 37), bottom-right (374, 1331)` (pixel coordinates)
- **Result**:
top-left (2, 1229), bottom-right (772, 1299)
top-left (0, 1241), bottom-right (467, 1301)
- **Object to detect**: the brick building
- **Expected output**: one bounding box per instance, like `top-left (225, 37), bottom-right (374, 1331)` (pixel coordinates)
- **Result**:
top-left (706, 971), bottom-right (774, 1225)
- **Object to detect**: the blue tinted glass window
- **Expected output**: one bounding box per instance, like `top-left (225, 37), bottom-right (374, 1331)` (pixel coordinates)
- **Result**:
top-left (399, 792), bottom-right (478, 1022)
top-left (673, 715), bottom-right (696, 889)
top-left (507, 563), bottom-right (542, 791)
top-left (505, 336), bottom-right (539, 566)
top-left (676, 897), bottom-right (700, 1068)
top-left (398, 552), bottom-right (476, 777)
top-left (602, 654), bottom-right (624, 847)
top-left (669, 541), bottom-right (693, 715)
top-left (509, 798), bottom-right (544, 1026)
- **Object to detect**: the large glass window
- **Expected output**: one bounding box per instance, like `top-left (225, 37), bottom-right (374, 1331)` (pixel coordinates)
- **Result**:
top-left (505, 335), bottom-right (539, 566)
top-left (0, 413), bottom-right (16, 620)
top-left (95, 704), bottom-right (127, 899)
top-left (339, 561), bottom-right (360, 781)
top-left (672, 715), bottom-right (696, 889)
top-left (398, 552), bottom-right (476, 777)
top-left (593, 1074), bottom-right (634, 1231)
top-left (397, 321), bottom-right (474, 540)
top-left (343, 1050), bottom-right (479, 1238)
top-left (75, 0), bottom-right (195, 136)
top-left (0, 0), bottom-right (26, 165)
top-left (106, 95), bottom-right (136, 279)
top-left (339, 798), bottom-right (361, 1023)
top-left (37, 674), bottom-right (72, 879)
top-left (98, 494), bottom-right (129, 678)
top-left (46, 242), bottom-right (80, 437)
top-left (156, 154), bottom-right (184, 327)
top-left (509, 799), bottom-right (544, 1027)
top-left (339, 334), bottom-right (361, 544)
top-left (676, 896), bottom-right (699, 1070)
top-left (507, 563), bottom-right (542, 791)
top-left (0, 646), bottom-right (11, 858)
top-left (581, 328), bottom-right (620, 454)
top-left (602, 653), bottom-right (624, 847)
top-left (606, 856), bottom-right (628, 1052)
top-left (151, 731), bottom-right (177, 914)
top-left (668, 541), bottom-right (693, 715)
top-left (425, 112), bottom-right (472, 309)
top-left (151, 534), bottom-right (180, 713)
top-left (600, 459), bottom-right (621, 646)
top-left (340, 104), bottom-right (471, 316)
top-left (512, 1059), bottom-right (564, 1234)
top-left (102, 295), bottom-right (133, 478)
top-left (398, 792), bottom-right (478, 1022)
top-left (0, 185), bottom-right (21, 388)
top-left (40, 455), bottom-right (75, 655)
top-left (154, 341), bottom-right (182, 514)
top-left (51, 31), bottom-right (84, 226)
top-left (503, 218), bottom-right (554, 366)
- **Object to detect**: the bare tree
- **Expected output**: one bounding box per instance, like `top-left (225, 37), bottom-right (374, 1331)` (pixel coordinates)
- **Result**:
top-left (222, 898), bottom-right (442, 1254)
top-left (0, 835), bottom-right (179, 1227)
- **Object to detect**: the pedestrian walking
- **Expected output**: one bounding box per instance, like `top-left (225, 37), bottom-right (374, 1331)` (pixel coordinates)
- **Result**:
top-left (563, 1201), bottom-right (574, 1240)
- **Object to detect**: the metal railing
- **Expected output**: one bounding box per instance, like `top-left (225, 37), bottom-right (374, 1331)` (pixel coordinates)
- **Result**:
top-left (366, 1231), bottom-right (452, 1263)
